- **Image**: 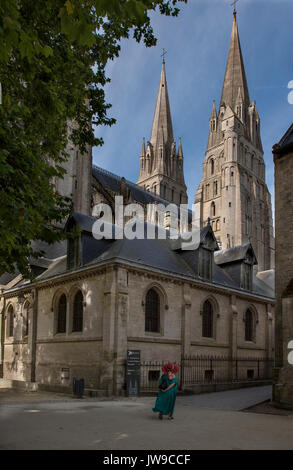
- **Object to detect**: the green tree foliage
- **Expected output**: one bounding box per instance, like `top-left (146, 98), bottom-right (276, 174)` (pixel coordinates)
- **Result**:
top-left (0, 0), bottom-right (186, 278)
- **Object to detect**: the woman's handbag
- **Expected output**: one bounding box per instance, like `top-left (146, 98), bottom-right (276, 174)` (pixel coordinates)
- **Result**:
top-left (159, 378), bottom-right (168, 390)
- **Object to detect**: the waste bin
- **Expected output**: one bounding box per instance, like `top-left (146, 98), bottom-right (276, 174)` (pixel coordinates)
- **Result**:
top-left (73, 378), bottom-right (84, 398)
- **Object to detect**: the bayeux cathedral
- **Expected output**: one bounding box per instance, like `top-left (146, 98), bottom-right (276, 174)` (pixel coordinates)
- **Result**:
top-left (0, 12), bottom-right (275, 396)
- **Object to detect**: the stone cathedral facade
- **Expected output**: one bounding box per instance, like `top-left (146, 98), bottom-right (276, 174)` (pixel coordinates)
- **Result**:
top-left (0, 12), bottom-right (275, 395)
top-left (194, 12), bottom-right (274, 272)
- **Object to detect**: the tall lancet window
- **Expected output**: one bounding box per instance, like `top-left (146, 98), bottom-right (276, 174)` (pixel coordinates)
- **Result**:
top-left (8, 305), bottom-right (14, 338)
top-left (245, 309), bottom-right (256, 342)
top-left (72, 290), bottom-right (83, 332)
top-left (57, 294), bottom-right (67, 334)
top-left (210, 158), bottom-right (215, 175)
top-left (202, 300), bottom-right (213, 338)
top-left (213, 181), bottom-right (218, 196)
top-left (145, 289), bottom-right (160, 333)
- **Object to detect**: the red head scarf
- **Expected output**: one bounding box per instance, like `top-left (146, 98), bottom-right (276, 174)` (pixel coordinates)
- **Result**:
top-left (162, 362), bottom-right (180, 375)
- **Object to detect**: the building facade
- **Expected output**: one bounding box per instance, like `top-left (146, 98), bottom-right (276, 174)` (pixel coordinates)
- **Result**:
top-left (273, 123), bottom-right (293, 408)
top-left (0, 214), bottom-right (274, 395)
top-left (194, 12), bottom-right (274, 272)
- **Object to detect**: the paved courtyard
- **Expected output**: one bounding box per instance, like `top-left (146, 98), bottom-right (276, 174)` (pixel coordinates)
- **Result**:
top-left (0, 385), bottom-right (293, 450)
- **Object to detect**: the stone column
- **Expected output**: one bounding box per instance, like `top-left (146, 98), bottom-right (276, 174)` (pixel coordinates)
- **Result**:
top-left (265, 303), bottom-right (274, 380)
top-left (100, 267), bottom-right (117, 396)
top-left (181, 283), bottom-right (191, 357)
top-left (113, 267), bottom-right (129, 396)
top-left (265, 304), bottom-right (273, 359)
top-left (28, 288), bottom-right (38, 384)
top-left (181, 283), bottom-right (191, 390)
top-left (101, 266), bottom-right (129, 396)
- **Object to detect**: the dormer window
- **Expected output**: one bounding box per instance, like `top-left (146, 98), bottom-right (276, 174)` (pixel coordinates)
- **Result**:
top-left (67, 233), bottom-right (81, 270)
top-left (242, 261), bottom-right (252, 290)
top-left (199, 247), bottom-right (212, 281)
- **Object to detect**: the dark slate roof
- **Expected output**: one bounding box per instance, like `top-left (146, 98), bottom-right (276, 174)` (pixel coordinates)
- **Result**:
top-left (68, 211), bottom-right (173, 241)
top-left (273, 122), bottom-right (293, 155)
top-left (0, 240), bottom-right (67, 289)
top-left (87, 238), bottom-right (195, 278)
top-left (37, 257), bottom-right (67, 280)
top-left (92, 165), bottom-right (192, 222)
top-left (35, 232), bottom-right (273, 298)
top-left (256, 270), bottom-right (274, 291)
top-left (252, 275), bottom-right (274, 298)
top-left (65, 212), bottom-right (98, 234)
top-left (0, 271), bottom-right (19, 286)
top-left (3, 212), bottom-right (274, 300)
top-left (214, 243), bottom-right (257, 265)
top-left (30, 240), bottom-right (67, 260)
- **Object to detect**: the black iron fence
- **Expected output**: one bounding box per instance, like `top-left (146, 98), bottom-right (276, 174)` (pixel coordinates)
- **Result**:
top-left (138, 356), bottom-right (273, 392)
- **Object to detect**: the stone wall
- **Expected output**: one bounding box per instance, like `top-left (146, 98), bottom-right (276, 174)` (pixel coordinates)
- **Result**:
top-left (273, 147), bottom-right (293, 407)
top-left (1, 264), bottom-right (274, 395)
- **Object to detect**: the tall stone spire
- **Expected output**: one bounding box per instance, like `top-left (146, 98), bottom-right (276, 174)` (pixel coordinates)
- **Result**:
top-left (137, 58), bottom-right (187, 205)
top-left (220, 11), bottom-right (250, 114)
top-left (150, 59), bottom-right (174, 149)
top-left (194, 11), bottom-right (274, 272)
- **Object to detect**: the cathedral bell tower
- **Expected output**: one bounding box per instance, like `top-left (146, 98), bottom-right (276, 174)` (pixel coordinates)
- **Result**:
top-left (194, 11), bottom-right (274, 272)
top-left (137, 58), bottom-right (187, 205)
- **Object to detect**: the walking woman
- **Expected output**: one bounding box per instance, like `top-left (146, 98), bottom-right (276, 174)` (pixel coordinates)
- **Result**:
top-left (152, 363), bottom-right (179, 420)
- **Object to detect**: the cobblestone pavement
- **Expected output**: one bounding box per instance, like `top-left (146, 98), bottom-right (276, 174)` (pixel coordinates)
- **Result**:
top-left (0, 385), bottom-right (293, 450)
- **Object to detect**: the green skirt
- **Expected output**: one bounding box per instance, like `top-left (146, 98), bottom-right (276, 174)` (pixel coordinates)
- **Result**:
top-left (152, 380), bottom-right (177, 416)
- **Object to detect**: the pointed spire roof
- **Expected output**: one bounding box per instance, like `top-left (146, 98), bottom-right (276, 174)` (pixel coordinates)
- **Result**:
top-left (140, 137), bottom-right (146, 157)
top-left (150, 60), bottom-right (174, 148)
top-left (209, 100), bottom-right (217, 119)
top-left (220, 12), bottom-right (250, 112)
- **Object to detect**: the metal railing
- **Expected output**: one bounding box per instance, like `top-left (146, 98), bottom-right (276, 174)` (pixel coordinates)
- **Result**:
top-left (137, 356), bottom-right (273, 392)
top-left (181, 355), bottom-right (273, 387)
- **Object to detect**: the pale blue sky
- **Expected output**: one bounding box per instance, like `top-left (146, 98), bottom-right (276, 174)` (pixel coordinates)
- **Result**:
top-left (93, 0), bottom-right (293, 213)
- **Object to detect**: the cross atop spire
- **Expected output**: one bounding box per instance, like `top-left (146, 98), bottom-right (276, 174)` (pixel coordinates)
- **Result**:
top-left (161, 48), bottom-right (167, 63)
top-left (231, 0), bottom-right (239, 14)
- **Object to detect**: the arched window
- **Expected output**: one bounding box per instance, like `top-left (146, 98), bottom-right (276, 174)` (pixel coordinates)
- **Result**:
top-left (23, 302), bottom-right (30, 337)
top-left (8, 305), bottom-right (14, 337)
top-left (145, 289), bottom-right (160, 333)
top-left (245, 309), bottom-right (255, 342)
top-left (202, 300), bottom-right (213, 338)
top-left (57, 294), bottom-right (67, 333)
top-left (72, 290), bottom-right (83, 332)
top-left (210, 158), bottom-right (214, 175)
top-left (211, 201), bottom-right (216, 217)
top-left (206, 184), bottom-right (210, 200)
top-left (216, 219), bottom-right (220, 231)
top-left (213, 180), bottom-right (218, 196)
